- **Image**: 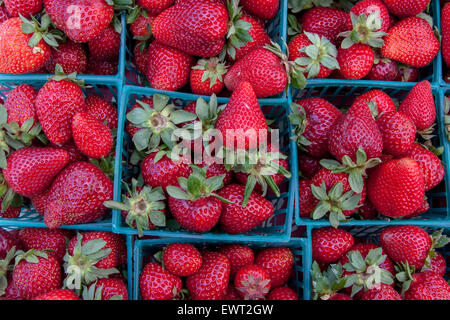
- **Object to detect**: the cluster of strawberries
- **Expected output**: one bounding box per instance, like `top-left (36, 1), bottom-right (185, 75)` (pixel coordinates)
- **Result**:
top-left (139, 243), bottom-right (298, 300)
top-left (0, 228), bottom-right (128, 300)
top-left (311, 225), bottom-right (450, 300)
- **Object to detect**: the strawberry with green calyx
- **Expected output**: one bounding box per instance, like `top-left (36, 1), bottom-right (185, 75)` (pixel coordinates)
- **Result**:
top-left (234, 265), bottom-right (271, 300)
top-left (0, 246), bottom-right (16, 296)
top-left (319, 148), bottom-right (381, 194)
top-left (422, 229), bottom-right (449, 272)
top-left (339, 11), bottom-right (386, 50)
top-left (104, 178), bottom-right (166, 237)
top-left (311, 262), bottom-right (348, 300)
top-left (190, 58), bottom-right (228, 96)
top-left (342, 248), bottom-right (394, 297)
top-left (82, 278), bottom-right (127, 301)
top-left (126, 94), bottom-right (197, 152)
top-left (90, 152), bottom-right (116, 181)
top-left (0, 172), bottom-right (22, 216)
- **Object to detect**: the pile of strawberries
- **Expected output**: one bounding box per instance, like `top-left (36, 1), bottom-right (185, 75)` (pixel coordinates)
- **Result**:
top-left (139, 242), bottom-right (298, 300)
top-left (293, 80), bottom-right (445, 226)
top-left (0, 228), bottom-right (128, 300)
top-left (311, 225), bottom-right (450, 300)
top-left (0, 0), bottom-right (123, 75)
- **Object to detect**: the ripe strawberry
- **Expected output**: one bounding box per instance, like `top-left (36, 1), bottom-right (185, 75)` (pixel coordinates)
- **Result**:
top-left (361, 284), bottom-right (401, 300)
top-left (337, 44), bottom-right (374, 79)
top-left (137, 0), bottom-right (173, 15)
top-left (43, 162), bottom-right (113, 228)
top-left (84, 278), bottom-right (128, 300)
top-left (395, 64), bottom-right (419, 82)
top-left (88, 25), bottom-right (121, 61)
top-left (298, 154), bottom-right (322, 179)
top-left (350, 89), bottom-right (396, 119)
top-left (234, 265), bottom-right (271, 300)
top-left (404, 271), bottom-right (450, 300)
top-left (85, 95), bottom-right (118, 129)
top-left (366, 54), bottom-right (398, 81)
top-left (4, 147), bottom-right (69, 198)
top-left (152, 0), bottom-right (228, 57)
top-left (224, 47), bottom-right (287, 98)
top-left (377, 111), bottom-right (416, 157)
top-left (382, 0), bottom-right (429, 18)
top-left (145, 41), bottom-right (194, 92)
top-left (367, 158), bottom-right (425, 218)
top-left (33, 289), bottom-right (80, 300)
top-left (218, 184), bottom-right (274, 234)
top-left (340, 243), bottom-right (395, 275)
top-left (298, 179), bottom-right (316, 218)
top-left (442, 3), bottom-right (450, 67)
top-left (398, 81), bottom-right (435, 131)
top-left (45, 41), bottom-right (87, 74)
top-left (381, 17), bottom-right (439, 68)
top-left (222, 284), bottom-right (241, 300)
top-left (311, 261), bottom-right (349, 300)
top-left (12, 249), bottom-right (61, 299)
top-left (357, 199), bottom-right (378, 220)
top-left (266, 287), bottom-right (298, 300)
top-left (349, 0), bottom-right (390, 33)
top-left (140, 262), bottom-right (182, 300)
top-left (215, 81), bottom-right (268, 150)
top-left (72, 112), bottom-right (113, 159)
top-left (0, 228), bottom-right (20, 259)
top-left (49, 141), bottom-right (86, 163)
top-left (219, 245), bottom-right (255, 279)
top-left (3, 0), bottom-right (42, 18)
top-left (255, 247), bottom-right (294, 288)
top-left (0, 5), bottom-right (9, 26)
top-left (312, 227), bottom-right (354, 264)
top-left (240, 0), bottom-right (278, 20)
top-left (133, 42), bottom-right (148, 75)
top-left (190, 58), bottom-right (227, 95)
top-left (18, 228), bottom-right (68, 263)
top-left (186, 251), bottom-right (230, 300)
top-left (162, 243), bottom-right (202, 277)
top-left (289, 98), bottom-right (342, 158)
top-left (328, 293), bottom-right (352, 300)
top-left (4, 84), bottom-right (37, 126)
top-left (86, 58), bottom-right (117, 75)
top-left (201, 162), bottom-right (233, 186)
top-left (301, 7), bottom-right (350, 44)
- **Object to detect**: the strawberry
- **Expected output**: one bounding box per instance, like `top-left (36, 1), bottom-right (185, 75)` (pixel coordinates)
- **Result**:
top-left (404, 144), bottom-right (444, 191)
top-left (311, 262), bottom-right (349, 300)
top-left (350, 89), bottom-right (396, 119)
top-left (161, 243), bottom-right (202, 277)
top-left (298, 179), bottom-right (316, 218)
top-left (86, 58), bottom-right (117, 75)
top-left (218, 184), bottom-right (274, 234)
top-left (4, 84), bottom-right (37, 126)
top-left (145, 41), bottom-right (194, 92)
top-left (234, 265), bottom-right (271, 300)
top-left (12, 249), bottom-right (61, 299)
top-left (190, 58), bottom-right (227, 96)
top-left (186, 251), bottom-right (230, 300)
top-left (240, 0), bottom-right (278, 20)
top-left (72, 112), bottom-right (113, 159)
top-left (360, 284), bottom-right (401, 300)
top-left (301, 7), bottom-right (350, 44)
top-left (224, 47), bottom-right (287, 98)
top-left (0, 229), bottom-right (20, 259)
top-left (137, 0), bottom-right (173, 15)
top-left (382, 0), bottom-right (429, 18)
top-left (0, 276), bottom-right (22, 300)
top-left (289, 98), bottom-right (342, 158)
top-left (88, 24), bottom-right (121, 61)
top-left (133, 42), bottom-right (148, 75)
top-left (45, 41), bottom-right (87, 74)
top-left (43, 161), bottom-right (113, 228)
top-left (376, 111), bottom-right (416, 157)
top-left (395, 64), bottom-right (419, 82)
top-left (49, 141), bottom-right (86, 163)
top-left (4, 0), bottom-right (42, 18)
top-left (381, 17), bottom-right (439, 68)
top-left (337, 44), bottom-right (374, 79)
top-left (222, 284), bottom-right (241, 300)
top-left (255, 247), bottom-right (294, 288)
top-left (266, 287), bottom-right (298, 300)
top-left (152, 0), bottom-right (228, 57)
top-left (403, 271), bottom-right (450, 300)
top-left (312, 227), bottom-right (354, 264)
top-left (349, 0), bottom-right (389, 33)
top-left (219, 245), bottom-right (255, 279)
top-left (85, 95), bottom-right (118, 129)
top-left (367, 158), bottom-right (425, 218)
top-left (398, 81), bottom-right (435, 131)
top-left (357, 199), bottom-right (378, 220)
top-left (139, 262), bottom-right (182, 300)
top-left (298, 154), bottom-right (322, 179)
top-left (0, 6), bottom-right (8, 26)
top-left (422, 252), bottom-right (446, 277)
top-left (366, 54), bottom-right (398, 81)
top-left (442, 3), bottom-right (450, 67)
top-left (4, 147), bottom-right (69, 198)
top-left (130, 11), bottom-right (155, 38)
top-left (33, 289), bottom-right (80, 300)
top-left (201, 162), bottom-right (233, 186)
top-left (215, 81), bottom-right (268, 150)
top-left (84, 278), bottom-right (128, 300)
top-left (18, 228), bottom-right (68, 263)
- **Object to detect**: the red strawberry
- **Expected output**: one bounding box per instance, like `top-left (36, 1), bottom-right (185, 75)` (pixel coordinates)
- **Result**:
top-left (49, 141), bottom-right (86, 163)
top-left (18, 228), bottom-right (68, 263)
top-left (298, 179), bottom-right (316, 218)
top-left (0, 6), bottom-right (8, 26)
top-left (130, 11), bottom-right (155, 38)
top-left (357, 199), bottom-right (378, 220)
top-left (3, 0), bottom-right (42, 18)
top-left (219, 245), bottom-right (255, 279)
top-left (137, 0), bottom-right (173, 15)
top-left (215, 81), bottom-right (268, 150)
top-left (328, 293), bottom-right (352, 300)
top-left (222, 284), bottom-right (241, 300)
top-left (4, 147), bottom-right (69, 198)
top-left (85, 95), bottom-right (118, 129)
top-left (224, 47), bottom-right (287, 98)
top-left (349, 0), bottom-right (390, 33)
top-left (86, 58), bottom-right (117, 75)
top-left (367, 158), bottom-right (425, 218)
top-left (398, 81), bottom-right (435, 131)
top-left (381, 17), bottom-right (439, 68)
top-left (337, 44), bottom-right (374, 79)
top-left (12, 249), bottom-right (61, 299)
top-left (0, 228), bottom-right (20, 259)
top-left (395, 64), bottom-right (419, 82)
top-left (43, 162), bottom-right (113, 228)
top-left (350, 89), bottom-right (396, 119)
top-left (218, 184), bottom-right (274, 234)
top-left (33, 289), bottom-right (80, 300)
top-left (267, 287), bottom-right (298, 300)
top-left (255, 247), bottom-right (294, 288)
top-left (84, 278), bottom-right (128, 300)
top-left (145, 41), bottom-right (194, 92)
top-left (45, 41), bottom-right (87, 74)
top-left (152, 0), bottom-right (228, 57)
top-left (234, 265), bottom-right (271, 300)
top-left (442, 3), bottom-right (450, 67)
top-left (35, 78), bottom-right (87, 146)
top-left (377, 111), bottom-right (416, 157)
top-left (190, 57), bottom-right (227, 95)
top-left (366, 54), bottom-right (398, 81)
top-left (404, 271), bottom-right (450, 300)
top-left (186, 251), bottom-right (230, 300)
top-left (139, 262), bottom-right (182, 300)
top-left (312, 227), bottom-right (354, 264)
top-left (298, 154), bottom-right (322, 179)
top-left (72, 112), bottom-right (113, 159)
top-left (423, 252), bottom-right (446, 277)
top-left (404, 144), bottom-right (444, 191)
top-left (162, 243), bottom-right (202, 277)
top-left (361, 284), bottom-right (401, 300)
top-left (133, 43), bottom-right (148, 75)
top-left (4, 84), bottom-right (37, 126)
top-left (201, 162), bottom-right (233, 186)
top-left (88, 25), bottom-right (121, 61)
top-left (339, 243), bottom-right (395, 275)
top-left (382, 0), bottom-right (429, 18)
top-left (240, 0), bottom-right (278, 20)
top-left (301, 7), bottom-right (350, 44)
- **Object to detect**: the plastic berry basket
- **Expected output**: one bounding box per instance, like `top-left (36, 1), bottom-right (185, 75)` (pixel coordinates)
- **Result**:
top-left (132, 237), bottom-right (307, 300)
top-left (0, 14), bottom-right (127, 87)
top-left (0, 79), bottom-right (121, 231)
top-left (124, 0), bottom-right (288, 101)
top-left (437, 0), bottom-right (450, 88)
top-left (290, 83), bottom-right (450, 227)
top-left (111, 84), bottom-right (296, 243)
top-left (303, 223), bottom-right (450, 300)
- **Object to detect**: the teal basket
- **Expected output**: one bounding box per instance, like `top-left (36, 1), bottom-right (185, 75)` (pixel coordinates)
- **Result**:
top-left (124, 0), bottom-right (288, 101)
top-left (438, 0), bottom-right (450, 88)
top-left (0, 79), bottom-right (121, 231)
top-left (132, 237), bottom-right (308, 300)
top-left (112, 85), bottom-right (295, 242)
top-left (290, 83), bottom-right (449, 227)
top-left (0, 14), bottom-right (127, 87)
